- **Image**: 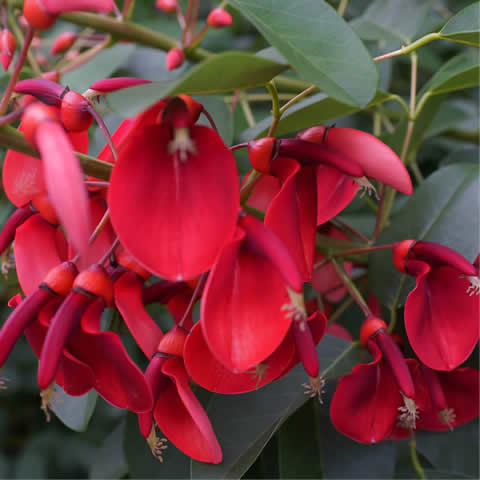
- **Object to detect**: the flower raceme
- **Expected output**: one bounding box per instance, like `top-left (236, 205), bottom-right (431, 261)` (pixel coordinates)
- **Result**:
top-left (393, 240), bottom-right (479, 371)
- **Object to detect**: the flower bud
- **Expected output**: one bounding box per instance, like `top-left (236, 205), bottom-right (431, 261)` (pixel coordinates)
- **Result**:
top-left (23, 0), bottom-right (57, 30)
top-left (166, 47), bottom-right (184, 71)
top-left (155, 0), bottom-right (177, 12)
top-left (51, 31), bottom-right (77, 55)
top-left (207, 8), bottom-right (233, 28)
top-left (60, 90), bottom-right (93, 132)
top-left (0, 29), bottom-right (16, 71)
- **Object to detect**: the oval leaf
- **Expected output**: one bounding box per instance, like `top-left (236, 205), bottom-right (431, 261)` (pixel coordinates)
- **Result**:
top-left (440, 2), bottom-right (480, 47)
top-left (107, 52), bottom-right (287, 116)
top-left (369, 163), bottom-right (479, 308)
top-left (229, 0), bottom-right (378, 107)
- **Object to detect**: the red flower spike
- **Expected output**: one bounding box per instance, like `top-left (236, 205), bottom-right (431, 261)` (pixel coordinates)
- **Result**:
top-left (31, 193), bottom-right (59, 225)
top-left (207, 8), bottom-right (233, 28)
top-left (108, 102), bottom-right (239, 281)
top-left (114, 271), bottom-right (163, 358)
top-left (247, 137), bottom-right (277, 174)
top-left (14, 78), bottom-right (66, 107)
top-left (239, 214), bottom-right (303, 293)
top-left (60, 91), bottom-right (93, 132)
top-left (156, 0), bottom-right (177, 12)
top-left (0, 261), bottom-right (77, 370)
top-left (417, 365), bottom-right (480, 431)
top-left (154, 356), bottom-right (222, 463)
top-left (22, 103), bottom-right (91, 255)
top-left (201, 227), bottom-right (292, 372)
top-left (331, 341), bottom-right (403, 444)
top-left (66, 298), bottom-right (154, 413)
top-left (1, 29), bottom-right (16, 71)
top-left (89, 77), bottom-right (152, 93)
top-left (14, 214), bottom-right (68, 295)
top-left (0, 206), bottom-right (35, 255)
top-left (166, 47), bottom-right (185, 71)
top-left (184, 322), bottom-right (295, 394)
top-left (299, 126), bottom-right (413, 195)
top-left (51, 32), bottom-right (76, 55)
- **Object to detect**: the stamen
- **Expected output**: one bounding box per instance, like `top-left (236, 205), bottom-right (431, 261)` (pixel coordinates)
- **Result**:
top-left (439, 407), bottom-right (456, 431)
top-left (354, 177), bottom-right (379, 200)
top-left (465, 276), bottom-right (480, 296)
top-left (40, 383), bottom-right (56, 422)
top-left (397, 393), bottom-right (419, 430)
top-left (0, 376), bottom-right (9, 389)
top-left (0, 250), bottom-right (14, 279)
top-left (168, 127), bottom-right (197, 162)
top-left (248, 363), bottom-right (269, 389)
top-left (147, 426), bottom-right (168, 463)
top-left (302, 376), bottom-right (325, 403)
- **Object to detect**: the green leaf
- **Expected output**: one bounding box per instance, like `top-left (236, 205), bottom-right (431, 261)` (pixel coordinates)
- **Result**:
top-left (420, 54), bottom-right (480, 96)
top-left (190, 335), bottom-right (362, 479)
top-left (89, 420), bottom-right (128, 479)
top-left (229, 0), bottom-right (378, 107)
top-left (351, 0), bottom-right (434, 44)
top-left (278, 401), bottom-right (323, 479)
top-left (51, 387), bottom-right (98, 432)
top-left (416, 420), bottom-right (479, 478)
top-left (240, 90), bottom-right (391, 141)
top-left (62, 43), bottom-right (135, 92)
top-left (369, 163), bottom-right (479, 308)
top-left (194, 95), bottom-right (233, 145)
top-left (439, 2), bottom-right (480, 46)
top-left (107, 52), bottom-right (287, 117)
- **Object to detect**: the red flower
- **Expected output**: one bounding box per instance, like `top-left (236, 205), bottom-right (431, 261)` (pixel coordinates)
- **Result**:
top-left (108, 97), bottom-right (239, 281)
top-left (331, 317), bottom-right (421, 443)
top-left (393, 240), bottom-right (479, 371)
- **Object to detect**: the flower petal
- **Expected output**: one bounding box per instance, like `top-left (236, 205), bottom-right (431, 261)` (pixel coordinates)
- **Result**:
top-left (109, 124), bottom-right (239, 280)
top-left (154, 356), bottom-right (222, 463)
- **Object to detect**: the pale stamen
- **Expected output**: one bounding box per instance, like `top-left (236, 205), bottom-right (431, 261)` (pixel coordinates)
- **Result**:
top-left (354, 177), bottom-right (379, 200)
top-left (439, 407), bottom-right (456, 431)
top-left (40, 383), bottom-right (57, 422)
top-left (147, 426), bottom-right (168, 463)
top-left (397, 394), bottom-right (419, 430)
top-left (303, 376), bottom-right (325, 403)
top-left (465, 276), bottom-right (480, 296)
top-left (168, 127), bottom-right (197, 162)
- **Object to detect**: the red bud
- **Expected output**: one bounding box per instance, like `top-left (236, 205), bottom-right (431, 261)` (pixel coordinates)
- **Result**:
top-left (207, 8), bottom-right (233, 28)
top-left (247, 137), bottom-right (277, 174)
top-left (51, 31), bottom-right (77, 55)
top-left (60, 90), bottom-right (93, 132)
top-left (166, 47), bottom-right (184, 71)
top-left (23, 0), bottom-right (57, 30)
top-left (155, 0), bottom-right (177, 12)
top-left (0, 29), bottom-right (16, 71)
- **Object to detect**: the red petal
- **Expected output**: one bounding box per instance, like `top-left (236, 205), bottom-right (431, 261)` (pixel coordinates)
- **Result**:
top-left (154, 357), bottom-right (222, 463)
top-left (418, 367), bottom-right (480, 431)
top-left (317, 127), bottom-right (412, 195)
top-left (109, 124), bottom-right (239, 280)
top-left (114, 271), bottom-right (163, 358)
top-left (327, 324), bottom-right (353, 342)
top-left (184, 322), bottom-right (294, 394)
top-left (67, 298), bottom-right (154, 413)
top-left (201, 229), bottom-right (292, 372)
top-left (315, 165), bottom-right (358, 225)
top-left (330, 342), bottom-right (401, 443)
top-left (14, 214), bottom-right (67, 295)
top-left (246, 172), bottom-right (280, 212)
top-left (405, 264), bottom-right (479, 371)
top-left (96, 118), bottom-right (134, 165)
top-left (35, 122), bottom-right (90, 255)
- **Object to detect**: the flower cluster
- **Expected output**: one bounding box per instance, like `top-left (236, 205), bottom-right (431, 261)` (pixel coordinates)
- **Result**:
top-left (0, 61), bottom-right (478, 466)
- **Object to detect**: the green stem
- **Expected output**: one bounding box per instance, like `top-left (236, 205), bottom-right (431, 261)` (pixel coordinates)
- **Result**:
top-left (331, 258), bottom-right (371, 318)
top-left (279, 84), bottom-right (316, 114)
top-left (373, 32), bottom-right (441, 62)
top-left (409, 432), bottom-right (426, 479)
top-left (337, 0), bottom-right (349, 17)
top-left (321, 341), bottom-right (361, 379)
top-left (0, 125), bottom-right (112, 180)
top-left (410, 157), bottom-right (424, 184)
top-left (239, 92), bottom-right (256, 128)
top-left (0, 26), bottom-right (34, 115)
top-left (331, 243), bottom-right (395, 259)
top-left (266, 81), bottom-right (280, 136)
top-left (327, 295), bottom-right (354, 325)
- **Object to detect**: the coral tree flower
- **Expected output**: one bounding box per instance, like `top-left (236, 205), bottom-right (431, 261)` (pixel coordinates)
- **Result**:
top-left (331, 317), bottom-right (420, 444)
top-left (108, 96), bottom-right (239, 281)
top-left (393, 240), bottom-right (479, 371)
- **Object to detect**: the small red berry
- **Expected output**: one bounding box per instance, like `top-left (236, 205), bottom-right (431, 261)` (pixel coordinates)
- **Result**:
top-left (166, 47), bottom-right (184, 71)
top-left (60, 90), bottom-right (93, 132)
top-left (207, 8), bottom-right (233, 28)
top-left (155, 0), bottom-right (177, 13)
